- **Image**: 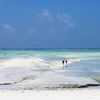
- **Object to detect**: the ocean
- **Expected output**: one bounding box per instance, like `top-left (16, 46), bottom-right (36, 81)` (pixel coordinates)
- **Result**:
top-left (0, 49), bottom-right (100, 89)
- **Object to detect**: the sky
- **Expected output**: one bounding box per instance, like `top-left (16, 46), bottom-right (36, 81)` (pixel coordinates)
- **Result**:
top-left (0, 0), bottom-right (100, 48)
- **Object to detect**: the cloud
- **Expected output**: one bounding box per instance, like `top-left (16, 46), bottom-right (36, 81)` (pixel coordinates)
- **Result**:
top-left (35, 9), bottom-right (75, 28)
top-left (1, 24), bottom-right (13, 32)
top-left (56, 13), bottom-right (75, 27)
top-left (36, 9), bottom-right (53, 22)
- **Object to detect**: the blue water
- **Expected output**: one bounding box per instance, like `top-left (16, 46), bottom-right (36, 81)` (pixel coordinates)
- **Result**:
top-left (0, 49), bottom-right (100, 78)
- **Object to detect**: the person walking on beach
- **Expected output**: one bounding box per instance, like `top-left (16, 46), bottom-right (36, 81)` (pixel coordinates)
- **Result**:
top-left (62, 60), bottom-right (64, 65)
top-left (65, 59), bottom-right (68, 65)
top-left (62, 59), bottom-right (68, 69)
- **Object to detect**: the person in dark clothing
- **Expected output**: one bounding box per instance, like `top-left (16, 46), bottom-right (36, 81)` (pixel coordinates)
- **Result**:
top-left (65, 59), bottom-right (68, 69)
top-left (62, 59), bottom-right (68, 69)
top-left (62, 60), bottom-right (64, 65)
top-left (65, 60), bottom-right (67, 64)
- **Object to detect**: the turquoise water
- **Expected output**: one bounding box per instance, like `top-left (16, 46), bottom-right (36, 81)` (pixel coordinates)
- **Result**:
top-left (0, 49), bottom-right (100, 89)
top-left (0, 49), bottom-right (100, 77)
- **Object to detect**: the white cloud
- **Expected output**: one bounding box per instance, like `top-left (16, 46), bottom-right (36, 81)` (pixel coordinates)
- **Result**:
top-left (36, 9), bottom-right (53, 22)
top-left (1, 24), bottom-right (13, 32)
top-left (56, 13), bottom-right (75, 27)
top-left (35, 9), bottom-right (75, 28)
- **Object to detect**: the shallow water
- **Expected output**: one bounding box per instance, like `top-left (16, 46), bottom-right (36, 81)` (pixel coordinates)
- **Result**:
top-left (0, 49), bottom-right (100, 89)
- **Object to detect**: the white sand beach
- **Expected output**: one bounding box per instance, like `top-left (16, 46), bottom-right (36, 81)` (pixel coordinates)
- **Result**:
top-left (0, 89), bottom-right (100, 100)
top-left (0, 51), bottom-right (99, 100)
top-left (0, 57), bottom-right (100, 90)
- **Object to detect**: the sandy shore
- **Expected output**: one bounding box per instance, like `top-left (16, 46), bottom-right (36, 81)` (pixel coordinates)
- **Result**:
top-left (0, 53), bottom-right (100, 100)
top-left (0, 57), bottom-right (100, 90)
top-left (0, 88), bottom-right (100, 100)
